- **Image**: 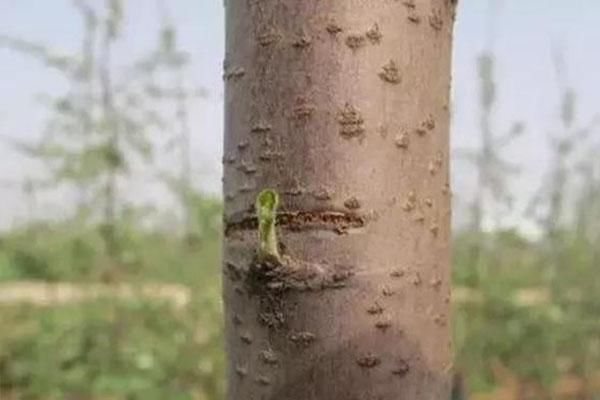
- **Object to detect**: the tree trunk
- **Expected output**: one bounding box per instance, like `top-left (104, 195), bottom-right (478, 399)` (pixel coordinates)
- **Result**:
top-left (222, 1), bottom-right (456, 399)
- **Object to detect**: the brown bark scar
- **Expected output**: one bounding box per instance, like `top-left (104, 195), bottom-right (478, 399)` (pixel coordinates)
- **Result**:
top-left (224, 209), bottom-right (366, 236)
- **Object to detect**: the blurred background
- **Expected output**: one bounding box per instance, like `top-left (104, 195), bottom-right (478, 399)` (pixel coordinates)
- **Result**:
top-left (0, 1), bottom-right (599, 399)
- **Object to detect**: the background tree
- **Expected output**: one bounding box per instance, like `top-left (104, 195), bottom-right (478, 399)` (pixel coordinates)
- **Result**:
top-left (0, 3), bottom-right (226, 398)
top-left (0, 0), bottom-right (208, 258)
top-left (0, 0), bottom-right (157, 260)
top-left (222, 1), bottom-right (456, 398)
top-left (526, 48), bottom-right (599, 288)
top-left (135, 0), bottom-right (209, 242)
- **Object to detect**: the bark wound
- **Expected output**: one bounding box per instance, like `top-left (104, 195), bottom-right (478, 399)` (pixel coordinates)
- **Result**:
top-left (225, 210), bottom-right (366, 236)
top-left (245, 255), bottom-right (355, 329)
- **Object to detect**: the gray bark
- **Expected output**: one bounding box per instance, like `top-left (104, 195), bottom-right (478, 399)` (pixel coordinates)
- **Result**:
top-left (222, 1), bottom-right (456, 398)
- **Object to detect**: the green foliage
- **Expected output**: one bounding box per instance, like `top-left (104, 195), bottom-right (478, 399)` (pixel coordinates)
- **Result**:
top-left (451, 45), bottom-right (600, 397)
top-left (0, 298), bottom-right (223, 399)
top-left (453, 227), bottom-right (600, 394)
top-left (0, 195), bottom-right (224, 399)
top-left (0, 223), bottom-right (102, 281)
top-left (0, 197), bottom-right (221, 285)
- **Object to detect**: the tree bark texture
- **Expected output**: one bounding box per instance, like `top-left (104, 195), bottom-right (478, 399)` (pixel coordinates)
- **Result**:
top-left (222, 1), bottom-right (456, 399)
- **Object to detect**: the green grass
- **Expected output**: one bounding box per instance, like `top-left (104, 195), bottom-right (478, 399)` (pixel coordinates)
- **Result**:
top-left (1, 210), bottom-right (599, 398)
